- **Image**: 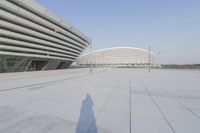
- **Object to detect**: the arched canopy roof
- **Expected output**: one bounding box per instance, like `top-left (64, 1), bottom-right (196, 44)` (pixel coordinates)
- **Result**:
top-left (77, 47), bottom-right (156, 65)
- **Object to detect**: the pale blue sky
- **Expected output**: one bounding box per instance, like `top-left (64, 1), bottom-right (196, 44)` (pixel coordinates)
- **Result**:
top-left (36, 0), bottom-right (200, 64)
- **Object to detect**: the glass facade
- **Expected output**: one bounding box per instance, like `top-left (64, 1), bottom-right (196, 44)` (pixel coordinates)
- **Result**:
top-left (0, 55), bottom-right (73, 73)
top-left (0, 55), bottom-right (31, 73)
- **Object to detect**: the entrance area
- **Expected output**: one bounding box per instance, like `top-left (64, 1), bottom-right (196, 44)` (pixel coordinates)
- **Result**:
top-left (28, 60), bottom-right (48, 71)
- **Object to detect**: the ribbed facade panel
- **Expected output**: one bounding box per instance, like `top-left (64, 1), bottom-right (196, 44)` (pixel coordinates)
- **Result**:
top-left (0, 0), bottom-right (89, 60)
top-left (0, 0), bottom-right (89, 72)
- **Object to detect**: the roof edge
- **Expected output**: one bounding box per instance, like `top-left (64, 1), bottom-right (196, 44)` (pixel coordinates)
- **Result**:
top-left (80, 47), bottom-right (156, 57)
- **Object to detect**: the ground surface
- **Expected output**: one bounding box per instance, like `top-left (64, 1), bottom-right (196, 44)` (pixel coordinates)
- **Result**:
top-left (0, 68), bottom-right (200, 133)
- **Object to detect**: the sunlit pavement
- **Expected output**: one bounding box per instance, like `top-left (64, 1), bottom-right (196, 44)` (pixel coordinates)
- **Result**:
top-left (0, 68), bottom-right (200, 133)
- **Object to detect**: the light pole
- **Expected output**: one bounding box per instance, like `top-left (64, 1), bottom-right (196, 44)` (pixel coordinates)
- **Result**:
top-left (90, 38), bottom-right (93, 73)
top-left (148, 46), bottom-right (151, 72)
top-left (158, 50), bottom-right (162, 69)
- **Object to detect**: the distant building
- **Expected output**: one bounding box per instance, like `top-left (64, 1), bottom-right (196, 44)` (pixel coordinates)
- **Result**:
top-left (77, 47), bottom-right (156, 67)
top-left (0, 0), bottom-right (90, 73)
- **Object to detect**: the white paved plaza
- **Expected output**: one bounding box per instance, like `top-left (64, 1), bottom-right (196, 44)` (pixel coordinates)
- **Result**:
top-left (0, 68), bottom-right (200, 133)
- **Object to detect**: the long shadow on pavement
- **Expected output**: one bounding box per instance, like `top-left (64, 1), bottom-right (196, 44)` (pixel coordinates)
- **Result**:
top-left (76, 94), bottom-right (98, 133)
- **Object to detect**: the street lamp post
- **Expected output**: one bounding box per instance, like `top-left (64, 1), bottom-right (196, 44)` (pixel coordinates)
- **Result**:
top-left (90, 38), bottom-right (93, 73)
top-left (148, 46), bottom-right (151, 72)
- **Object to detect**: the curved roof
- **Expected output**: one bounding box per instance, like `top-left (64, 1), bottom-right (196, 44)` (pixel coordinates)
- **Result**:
top-left (81, 47), bottom-right (156, 57)
top-left (77, 47), bottom-right (156, 65)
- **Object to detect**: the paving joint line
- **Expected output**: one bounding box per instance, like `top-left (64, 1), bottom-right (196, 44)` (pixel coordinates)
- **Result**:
top-left (129, 69), bottom-right (132, 133)
top-left (138, 75), bottom-right (176, 133)
top-left (147, 77), bottom-right (200, 120)
top-left (147, 75), bottom-right (200, 101)
top-left (86, 74), bottom-right (123, 133)
top-left (0, 69), bottom-right (106, 92)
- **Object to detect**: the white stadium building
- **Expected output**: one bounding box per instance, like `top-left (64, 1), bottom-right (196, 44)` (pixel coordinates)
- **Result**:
top-left (77, 47), bottom-right (156, 67)
top-left (0, 0), bottom-right (90, 73)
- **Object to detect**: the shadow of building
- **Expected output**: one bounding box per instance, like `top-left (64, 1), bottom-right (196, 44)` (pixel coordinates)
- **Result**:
top-left (76, 94), bottom-right (98, 133)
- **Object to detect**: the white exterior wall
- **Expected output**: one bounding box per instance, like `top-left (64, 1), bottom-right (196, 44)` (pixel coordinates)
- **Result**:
top-left (77, 47), bottom-right (156, 65)
top-left (0, 0), bottom-right (89, 61)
